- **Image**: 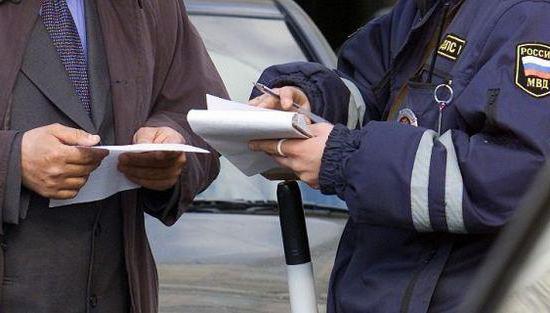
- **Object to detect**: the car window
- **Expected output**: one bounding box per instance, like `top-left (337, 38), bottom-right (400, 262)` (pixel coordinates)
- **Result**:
top-left (190, 14), bottom-right (346, 209)
top-left (190, 15), bottom-right (308, 103)
top-left (148, 12), bottom-right (348, 313)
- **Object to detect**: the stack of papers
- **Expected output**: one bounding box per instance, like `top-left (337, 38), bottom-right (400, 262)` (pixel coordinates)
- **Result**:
top-left (49, 143), bottom-right (209, 208)
top-left (188, 95), bottom-right (311, 176)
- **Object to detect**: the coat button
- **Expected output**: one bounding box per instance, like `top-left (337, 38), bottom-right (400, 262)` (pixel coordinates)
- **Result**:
top-left (89, 295), bottom-right (98, 307)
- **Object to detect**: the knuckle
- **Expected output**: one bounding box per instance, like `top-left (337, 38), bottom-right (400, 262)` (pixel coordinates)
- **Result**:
top-left (47, 166), bottom-right (63, 178)
top-left (77, 177), bottom-right (88, 188)
top-left (281, 86), bottom-right (293, 95)
top-left (135, 128), bottom-right (145, 136)
top-left (137, 127), bottom-right (152, 137)
top-left (75, 128), bottom-right (84, 139)
top-left (42, 190), bottom-right (55, 198)
top-left (175, 157), bottom-right (187, 167)
top-left (49, 123), bottom-right (62, 131)
top-left (48, 150), bottom-right (63, 162)
top-left (44, 179), bottom-right (57, 189)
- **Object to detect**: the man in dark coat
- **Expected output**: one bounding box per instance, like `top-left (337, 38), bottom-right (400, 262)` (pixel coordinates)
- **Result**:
top-left (0, 0), bottom-right (226, 312)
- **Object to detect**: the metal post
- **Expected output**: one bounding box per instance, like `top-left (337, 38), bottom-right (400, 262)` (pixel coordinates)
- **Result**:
top-left (277, 181), bottom-right (319, 313)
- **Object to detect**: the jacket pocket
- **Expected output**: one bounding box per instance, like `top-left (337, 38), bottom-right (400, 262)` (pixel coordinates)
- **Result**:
top-left (402, 81), bottom-right (441, 130)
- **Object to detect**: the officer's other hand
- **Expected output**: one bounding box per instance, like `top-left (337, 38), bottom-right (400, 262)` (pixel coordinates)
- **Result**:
top-left (21, 123), bottom-right (108, 200)
top-left (249, 123), bottom-right (334, 189)
top-left (118, 127), bottom-right (187, 191)
top-left (249, 86), bottom-right (312, 112)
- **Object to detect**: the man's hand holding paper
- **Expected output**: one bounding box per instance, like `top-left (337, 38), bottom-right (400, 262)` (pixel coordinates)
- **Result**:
top-left (21, 123), bottom-right (109, 200)
top-left (44, 126), bottom-right (210, 208)
top-left (119, 126), bottom-right (188, 191)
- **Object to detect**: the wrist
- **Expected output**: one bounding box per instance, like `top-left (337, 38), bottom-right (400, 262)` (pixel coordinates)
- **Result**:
top-left (319, 124), bottom-right (362, 195)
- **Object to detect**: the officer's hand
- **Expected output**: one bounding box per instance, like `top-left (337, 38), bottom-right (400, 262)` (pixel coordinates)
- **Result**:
top-left (21, 123), bottom-right (108, 199)
top-left (249, 86), bottom-right (312, 112)
top-left (249, 123), bottom-right (334, 189)
top-left (118, 127), bottom-right (187, 191)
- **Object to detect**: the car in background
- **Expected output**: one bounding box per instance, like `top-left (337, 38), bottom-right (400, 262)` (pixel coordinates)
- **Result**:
top-left (145, 1), bottom-right (347, 312)
top-left (460, 165), bottom-right (550, 313)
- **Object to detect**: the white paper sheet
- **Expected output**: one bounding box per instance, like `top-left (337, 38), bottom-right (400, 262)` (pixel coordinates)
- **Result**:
top-left (49, 143), bottom-right (209, 208)
top-left (188, 95), bottom-right (311, 176)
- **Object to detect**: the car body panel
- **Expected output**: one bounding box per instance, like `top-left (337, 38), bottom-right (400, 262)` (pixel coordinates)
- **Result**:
top-left (460, 165), bottom-right (550, 312)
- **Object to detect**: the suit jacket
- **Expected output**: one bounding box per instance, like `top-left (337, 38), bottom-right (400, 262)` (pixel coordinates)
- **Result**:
top-left (1, 0), bottom-right (129, 311)
top-left (0, 0), bottom-right (227, 312)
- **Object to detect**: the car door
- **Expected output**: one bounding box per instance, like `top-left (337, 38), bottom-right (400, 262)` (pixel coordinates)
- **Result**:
top-left (460, 164), bottom-right (550, 312)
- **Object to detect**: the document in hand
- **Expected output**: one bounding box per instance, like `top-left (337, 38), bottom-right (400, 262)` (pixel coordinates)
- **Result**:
top-left (49, 143), bottom-right (209, 208)
top-left (188, 95), bottom-right (312, 177)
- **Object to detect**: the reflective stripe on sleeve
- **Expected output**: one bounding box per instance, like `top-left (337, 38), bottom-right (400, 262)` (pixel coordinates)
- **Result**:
top-left (340, 77), bottom-right (366, 129)
top-left (439, 131), bottom-right (467, 233)
top-left (410, 130), bottom-right (438, 232)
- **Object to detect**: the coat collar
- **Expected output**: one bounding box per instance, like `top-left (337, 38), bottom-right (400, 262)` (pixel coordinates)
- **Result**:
top-left (20, 19), bottom-right (97, 134)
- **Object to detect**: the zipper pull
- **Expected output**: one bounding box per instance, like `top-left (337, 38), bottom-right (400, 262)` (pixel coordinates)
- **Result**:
top-left (434, 83), bottom-right (454, 136)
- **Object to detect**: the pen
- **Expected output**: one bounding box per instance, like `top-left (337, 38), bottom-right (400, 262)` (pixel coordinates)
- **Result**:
top-left (253, 82), bottom-right (328, 124)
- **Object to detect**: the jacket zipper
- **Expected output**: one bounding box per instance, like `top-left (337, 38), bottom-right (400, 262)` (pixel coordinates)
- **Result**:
top-left (400, 249), bottom-right (438, 313)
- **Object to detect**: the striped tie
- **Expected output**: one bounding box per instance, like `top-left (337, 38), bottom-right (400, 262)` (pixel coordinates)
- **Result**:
top-left (41, 0), bottom-right (91, 114)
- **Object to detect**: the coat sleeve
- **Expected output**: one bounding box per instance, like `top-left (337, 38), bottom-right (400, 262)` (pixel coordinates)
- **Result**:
top-left (0, 131), bottom-right (19, 235)
top-left (251, 7), bottom-right (396, 128)
top-left (141, 0), bottom-right (227, 226)
top-left (320, 1), bottom-right (550, 234)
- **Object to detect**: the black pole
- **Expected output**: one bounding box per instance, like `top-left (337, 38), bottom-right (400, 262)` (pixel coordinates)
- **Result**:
top-left (277, 181), bottom-right (318, 313)
top-left (277, 181), bottom-right (311, 265)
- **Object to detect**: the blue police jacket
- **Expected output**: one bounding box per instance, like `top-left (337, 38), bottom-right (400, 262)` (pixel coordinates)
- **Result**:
top-left (252, 0), bottom-right (550, 312)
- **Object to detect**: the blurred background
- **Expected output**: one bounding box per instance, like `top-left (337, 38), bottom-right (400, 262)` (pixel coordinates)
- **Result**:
top-left (294, 0), bottom-right (395, 49)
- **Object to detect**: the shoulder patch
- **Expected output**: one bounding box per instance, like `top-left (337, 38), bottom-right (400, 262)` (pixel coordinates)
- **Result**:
top-left (437, 34), bottom-right (466, 61)
top-left (516, 43), bottom-right (550, 98)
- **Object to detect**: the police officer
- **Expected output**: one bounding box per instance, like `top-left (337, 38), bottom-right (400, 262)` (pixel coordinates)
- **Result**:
top-left (248, 0), bottom-right (550, 311)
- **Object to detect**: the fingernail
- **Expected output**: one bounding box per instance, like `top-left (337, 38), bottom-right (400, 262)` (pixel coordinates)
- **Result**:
top-left (248, 143), bottom-right (256, 150)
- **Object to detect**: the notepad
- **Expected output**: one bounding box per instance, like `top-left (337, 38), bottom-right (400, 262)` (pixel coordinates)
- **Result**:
top-left (49, 143), bottom-right (209, 208)
top-left (188, 95), bottom-right (312, 177)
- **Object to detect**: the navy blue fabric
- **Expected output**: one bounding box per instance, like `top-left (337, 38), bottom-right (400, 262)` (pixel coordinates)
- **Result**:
top-left (428, 142), bottom-right (447, 232)
top-left (252, 62), bottom-right (351, 124)
top-left (254, 0), bottom-right (550, 312)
